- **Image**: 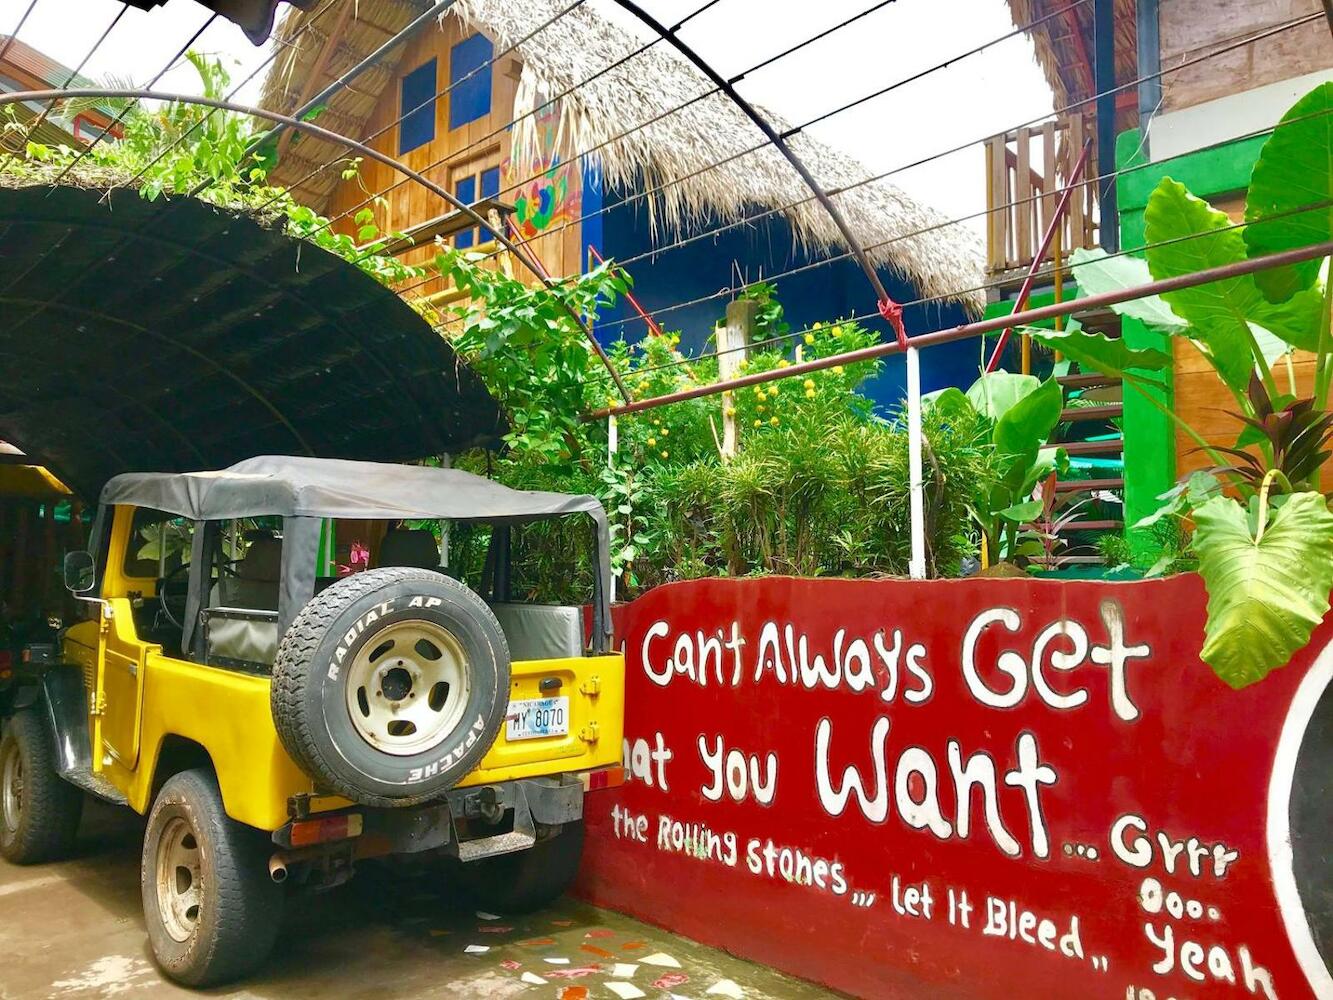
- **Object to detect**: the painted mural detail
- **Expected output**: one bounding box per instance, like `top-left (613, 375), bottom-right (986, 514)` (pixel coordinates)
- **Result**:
top-left (502, 101), bottom-right (581, 240)
top-left (578, 577), bottom-right (1333, 1000)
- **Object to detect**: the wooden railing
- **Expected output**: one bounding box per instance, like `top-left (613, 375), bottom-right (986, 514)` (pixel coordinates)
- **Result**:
top-left (984, 115), bottom-right (1098, 278)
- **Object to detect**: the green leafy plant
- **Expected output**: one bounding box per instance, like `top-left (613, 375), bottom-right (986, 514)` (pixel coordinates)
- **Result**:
top-left (1098, 517), bottom-right (1196, 577)
top-left (1209, 374), bottom-right (1333, 491)
top-left (736, 280), bottom-right (789, 343)
top-left (432, 246), bottom-right (628, 469)
top-left (9, 55), bottom-right (429, 290)
top-left (460, 301), bottom-right (996, 599)
top-left (1192, 492), bottom-right (1333, 687)
top-left (1029, 81), bottom-right (1333, 687)
top-left (931, 372), bottom-right (1066, 568)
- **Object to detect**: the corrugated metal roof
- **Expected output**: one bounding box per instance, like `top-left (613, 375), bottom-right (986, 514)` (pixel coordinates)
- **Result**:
top-left (0, 35), bottom-right (117, 121)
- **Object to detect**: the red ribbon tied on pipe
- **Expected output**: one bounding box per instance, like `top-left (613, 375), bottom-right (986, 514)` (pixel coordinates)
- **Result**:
top-left (878, 296), bottom-right (908, 348)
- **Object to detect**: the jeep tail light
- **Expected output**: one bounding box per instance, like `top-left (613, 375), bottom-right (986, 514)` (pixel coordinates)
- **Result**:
top-left (289, 812), bottom-right (364, 847)
top-left (580, 765), bottom-right (626, 792)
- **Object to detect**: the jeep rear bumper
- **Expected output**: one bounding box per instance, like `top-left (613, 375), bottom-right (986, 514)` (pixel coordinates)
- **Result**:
top-left (276, 765), bottom-right (623, 863)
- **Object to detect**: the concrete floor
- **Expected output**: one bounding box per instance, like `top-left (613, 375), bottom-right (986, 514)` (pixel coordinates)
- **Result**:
top-left (0, 799), bottom-right (837, 1000)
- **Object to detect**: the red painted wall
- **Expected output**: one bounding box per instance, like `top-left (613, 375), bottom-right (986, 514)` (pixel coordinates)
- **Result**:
top-left (574, 575), bottom-right (1333, 999)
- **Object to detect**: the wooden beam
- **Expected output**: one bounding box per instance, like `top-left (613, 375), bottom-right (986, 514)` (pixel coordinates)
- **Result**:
top-left (275, 0), bottom-right (356, 163)
top-left (1053, 477), bottom-right (1124, 493)
top-left (1061, 438), bottom-right (1124, 456)
top-left (1058, 0), bottom-right (1096, 99)
top-left (1061, 402), bottom-right (1123, 422)
top-left (378, 198), bottom-right (516, 255)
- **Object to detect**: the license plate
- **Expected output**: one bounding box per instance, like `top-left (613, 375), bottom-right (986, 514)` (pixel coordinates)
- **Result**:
top-left (506, 697), bottom-right (570, 741)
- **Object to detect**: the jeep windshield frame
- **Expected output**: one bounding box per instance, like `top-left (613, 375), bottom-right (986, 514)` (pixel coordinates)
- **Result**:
top-left (93, 456), bottom-right (612, 655)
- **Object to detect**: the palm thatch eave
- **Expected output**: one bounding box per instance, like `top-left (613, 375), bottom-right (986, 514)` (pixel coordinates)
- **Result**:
top-left (261, 0), bottom-right (985, 313)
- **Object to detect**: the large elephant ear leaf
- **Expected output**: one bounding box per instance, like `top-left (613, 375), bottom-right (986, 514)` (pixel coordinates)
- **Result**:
top-left (1244, 81), bottom-right (1333, 302)
top-left (1192, 492), bottom-right (1333, 688)
top-left (1146, 179), bottom-right (1312, 389)
top-left (965, 371), bottom-right (1040, 421)
top-left (993, 377), bottom-right (1063, 457)
top-left (1068, 247), bottom-right (1187, 330)
top-left (1028, 322), bottom-right (1170, 381)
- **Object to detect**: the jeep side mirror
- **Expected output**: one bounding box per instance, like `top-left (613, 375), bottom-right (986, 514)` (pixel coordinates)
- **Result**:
top-left (63, 551), bottom-right (95, 594)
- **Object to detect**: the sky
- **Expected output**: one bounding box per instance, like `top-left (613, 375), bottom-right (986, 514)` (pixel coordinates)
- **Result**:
top-left (8, 0), bottom-right (1055, 236)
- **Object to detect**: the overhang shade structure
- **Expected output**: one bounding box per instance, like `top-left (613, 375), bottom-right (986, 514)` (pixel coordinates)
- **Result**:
top-left (0, 443), bottom-right (70, 501)
top-left (0, 184), bottom-right (504, 499)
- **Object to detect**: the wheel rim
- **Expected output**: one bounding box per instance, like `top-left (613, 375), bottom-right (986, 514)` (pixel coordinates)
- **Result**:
top-left (344, 619), bottom-right (472, 757)
top-left (155, 817), bottom-right (203, 943)
top-left (1, 746), bottom-right (22, 835)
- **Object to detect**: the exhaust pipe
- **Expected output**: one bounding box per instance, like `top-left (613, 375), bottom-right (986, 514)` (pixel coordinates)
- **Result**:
top-left (268, 853), bottom-right (289, 884)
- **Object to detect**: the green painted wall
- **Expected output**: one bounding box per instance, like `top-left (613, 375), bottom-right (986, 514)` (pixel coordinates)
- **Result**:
top-left (1116, 127), bottom-right (1267, 547)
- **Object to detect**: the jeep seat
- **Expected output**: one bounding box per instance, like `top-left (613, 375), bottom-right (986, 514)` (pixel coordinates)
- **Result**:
top-left (487, 603), bottom-right (584, 661)
top-left (219, 535), bottom-right (282, 611)
top-left (204, 536), bottom-right (282, 668)
top-left (377, 529), bottom-right (440, 569)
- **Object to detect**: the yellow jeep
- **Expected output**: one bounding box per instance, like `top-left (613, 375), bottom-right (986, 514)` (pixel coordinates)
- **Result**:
top-left (0, 455), bottom-right (623, 987)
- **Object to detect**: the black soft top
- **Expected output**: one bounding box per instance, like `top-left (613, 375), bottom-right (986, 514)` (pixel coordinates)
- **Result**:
top-left (100, 455), bottom-right (607, 527)
top-left (99, 456), bottom-right (612, 643)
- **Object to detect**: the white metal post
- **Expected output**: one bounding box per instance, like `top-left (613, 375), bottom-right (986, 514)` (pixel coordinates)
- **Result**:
top-left (906, 346), bottom-right (927, 580)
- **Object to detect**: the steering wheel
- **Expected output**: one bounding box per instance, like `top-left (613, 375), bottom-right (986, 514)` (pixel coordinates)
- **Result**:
top-left (157, 561), bottom-right (192, 632)
top-left (157, 554), bottom-right (249, 633)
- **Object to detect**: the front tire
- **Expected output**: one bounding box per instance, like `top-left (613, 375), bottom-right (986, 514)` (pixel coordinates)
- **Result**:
top-left (449, 821), bottom-right (585, 914)
top-left (0, 709), bottom-right (83, 864)
top-left (141, 769), bottom-right (282, 987)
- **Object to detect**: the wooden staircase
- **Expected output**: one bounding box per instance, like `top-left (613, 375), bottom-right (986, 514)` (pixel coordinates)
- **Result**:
top-left (1037, 315), bottom-right (1126, 570)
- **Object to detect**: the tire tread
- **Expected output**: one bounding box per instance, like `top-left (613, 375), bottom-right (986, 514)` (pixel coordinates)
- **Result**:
top-left (0, 710), bottom-right (82, 864)
top-left (142, 768), bottom-right (281, 987)
top-left (271, 568), bottom-right (509, 807)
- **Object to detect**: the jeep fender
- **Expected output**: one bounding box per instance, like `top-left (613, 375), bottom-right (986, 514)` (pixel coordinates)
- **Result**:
top-left (8, 666), bottom-right (91, 777)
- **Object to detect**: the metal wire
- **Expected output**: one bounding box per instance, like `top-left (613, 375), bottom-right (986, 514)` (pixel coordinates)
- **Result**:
top-left (0, 3), bottom-right (129, 173)
top-left (522, 8), bottom-right (1324, 335)
top-left (48, 12), bottom-right (219, 188)
top-left (583, 194), bottom-right (1333, 389)
top-left (495, 6), bottom-right (1322, 294)
top-left (8, 6), bottom-right (1320, 405)
top-left (306, 0), bottom-right (735, 238)
top-left (614, 0), bottom-right (900, 336)
top-left (387, 0), bottom-right (1094, 299)
top-left (329, 0), bottom-right (1055, 248)
top-left (114, 0), bottom-right (346, 194)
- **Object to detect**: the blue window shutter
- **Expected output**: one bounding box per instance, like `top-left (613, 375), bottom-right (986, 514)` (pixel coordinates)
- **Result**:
top-left (455, 175), bottom-right (477, 248)
top-left (480, 165), bottom-right (500, 200)
top-left (449, 34), bottom-right (493, 130)
top-left (398, 58), bottom-right (437, 155)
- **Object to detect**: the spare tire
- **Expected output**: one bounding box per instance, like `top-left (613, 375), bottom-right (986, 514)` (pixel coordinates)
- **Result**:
top-left (271, 568), bottom-right (510, 807)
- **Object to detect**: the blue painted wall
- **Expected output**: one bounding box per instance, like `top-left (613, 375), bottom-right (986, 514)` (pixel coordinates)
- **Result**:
top-left (586, 179), bottom-right (980, 411)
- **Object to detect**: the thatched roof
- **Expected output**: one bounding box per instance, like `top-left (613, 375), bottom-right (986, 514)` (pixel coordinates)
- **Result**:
top-left (1005, 0), bottom-right (1137, 131)
top-left (259, 0), bottom-right (984, 312)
